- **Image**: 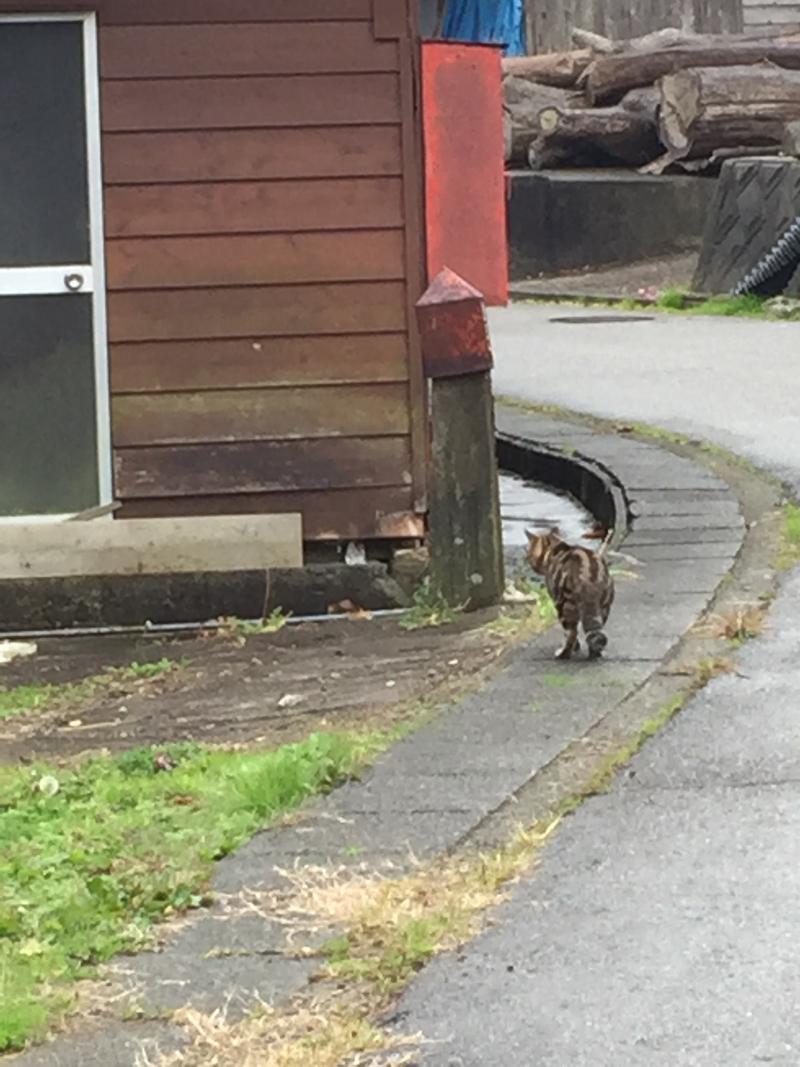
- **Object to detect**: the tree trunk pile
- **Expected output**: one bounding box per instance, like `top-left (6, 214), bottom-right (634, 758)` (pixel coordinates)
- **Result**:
top-left (503, 25), bottom-right (800, 174)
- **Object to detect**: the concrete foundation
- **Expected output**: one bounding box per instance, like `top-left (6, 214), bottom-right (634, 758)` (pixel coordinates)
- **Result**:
top-left (0, 564), bottom-right (410, 634)
top-left (507, 169), bottom-right (717, 279)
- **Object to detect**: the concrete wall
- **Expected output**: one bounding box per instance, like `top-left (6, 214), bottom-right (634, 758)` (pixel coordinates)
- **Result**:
top-left (507, 170), bottom-right (718, 278)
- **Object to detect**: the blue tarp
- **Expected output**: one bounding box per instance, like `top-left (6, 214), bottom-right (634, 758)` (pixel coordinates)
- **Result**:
top-left (442, 0), bottom-right (525, 56)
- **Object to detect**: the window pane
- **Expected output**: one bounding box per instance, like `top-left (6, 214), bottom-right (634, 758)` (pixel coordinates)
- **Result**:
top-left (0, 295), bottom-right (98, 515)
top-left (0, 22), bottom-right (89, 267)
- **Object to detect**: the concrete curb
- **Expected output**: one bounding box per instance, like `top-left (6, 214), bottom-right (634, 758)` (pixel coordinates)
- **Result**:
top-left (497, 430), bottom-right (630, 552)
top-left (507, 288), bottom-right (709, 307)
top-left (12, 407), bottom-right (763, 1067)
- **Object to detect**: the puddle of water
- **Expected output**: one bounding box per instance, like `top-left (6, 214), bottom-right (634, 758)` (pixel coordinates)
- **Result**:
top-left (499, 471), bottom-right (596, 552)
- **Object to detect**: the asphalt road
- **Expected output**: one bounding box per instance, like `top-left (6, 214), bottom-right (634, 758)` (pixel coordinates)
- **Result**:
top-left (489, 304), bottom-right (800, 492)
top-left (394, 306), bottom-right (800, 1066)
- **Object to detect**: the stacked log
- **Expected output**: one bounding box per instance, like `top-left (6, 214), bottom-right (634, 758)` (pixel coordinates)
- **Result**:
top-left (527, 88), bottom-right (660, 170)
top-left (503, 75), bottom-right (585, 165)
top-left (503, 26), bottom-right (800, 174)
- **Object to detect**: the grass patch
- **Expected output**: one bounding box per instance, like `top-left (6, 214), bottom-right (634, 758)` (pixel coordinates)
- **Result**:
top-left (656, 289), bottom-right (766, 318)
top-left (152, 1003), bottom-right (419, 1067)
top-left (0, 683), bottom-right (56, 722)
top-left (315, 820), bottom-right (559, 995)
top-left (124, 658), bottom-right (181, 680)
top-left (399, 579), bottom-right (463, 631)
top-left (0, 658), bottom-right (181, 724)
top-left (656, 287), bottom-right (688, 310)
top-left (148, 819), bottom-right (559, 1067)
top-left (778, 502), bottom-right (800, 570)
top-left (0, 730), bottom-right (384, 1051)
top-left (521, 289), bottom-right (772, 320)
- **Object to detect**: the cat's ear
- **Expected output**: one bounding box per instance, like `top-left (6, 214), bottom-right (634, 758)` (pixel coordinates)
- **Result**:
top-left (525, 528), bottom-right (537, 544)
top-left (549, 526), bottom-right (561, 538)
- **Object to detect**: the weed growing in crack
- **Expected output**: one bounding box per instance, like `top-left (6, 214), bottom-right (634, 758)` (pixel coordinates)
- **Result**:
top-left (484, 589), bottom-right (556, 641)
top-left (125, 658), bottom-right (180, 680)
top-left (398, 579), bottom-right (463, 631)
top-left (698, 605), bottom-right (766, 645)
top-left (656, 290), bottom-right (766, 318)
top-left (693, 656), bottom-right (735, 687)
top-left (216, 610), bottom-right (291, 643)
top-left (141, 1002), bottom-right (420, 1067)
top-left (144, 822), bottom-right (559, 1066)
top-left (571, 695), bottom-right (686, 802)
top-left (778, 503), bottom-right (800, 570)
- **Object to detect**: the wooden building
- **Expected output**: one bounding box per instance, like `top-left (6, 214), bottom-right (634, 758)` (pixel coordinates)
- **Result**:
top-left (0, 0), bottom-right (427, 550)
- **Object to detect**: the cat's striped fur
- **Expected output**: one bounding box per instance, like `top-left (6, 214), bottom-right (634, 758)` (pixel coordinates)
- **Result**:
top-left (526, 527), bottom-right (615, 660)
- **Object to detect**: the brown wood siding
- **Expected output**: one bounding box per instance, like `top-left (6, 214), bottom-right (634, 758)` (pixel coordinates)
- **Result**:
top-left (107, 283), bottom-right (408, 342)
top-left (101, 128), bottom-right (403, 185)
top-left (0, 1), bottom-right (373, 19)
top-left (112, 384), bottom-right (411, 446)
top-left (117, 487), bottom-right (424, 542)
top-left (104, 178), bottom-right (404, 236)
top-left (78, 0), bottom-right (423, 538)
top-left (99, 23), bottom-right (399, 77)
top-left (115, 438), bottom-right (413, 498)
top-left (101, 75), bottom-right (401, 131)
top-left (105, 232), bottom-right (406, 290)
top-left (109, 336), bottom-right (410, 393)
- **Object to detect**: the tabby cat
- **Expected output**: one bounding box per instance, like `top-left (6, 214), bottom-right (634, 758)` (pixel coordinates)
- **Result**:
top-left (526, 527), bottom-right (615, 660)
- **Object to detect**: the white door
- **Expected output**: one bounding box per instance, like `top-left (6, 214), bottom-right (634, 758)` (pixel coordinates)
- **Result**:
top-left (0, 14), bottom-right (111, 518)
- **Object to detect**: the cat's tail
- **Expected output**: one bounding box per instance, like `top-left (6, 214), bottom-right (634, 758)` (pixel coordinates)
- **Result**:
top-left (597, 528), bottom-right (614, 558)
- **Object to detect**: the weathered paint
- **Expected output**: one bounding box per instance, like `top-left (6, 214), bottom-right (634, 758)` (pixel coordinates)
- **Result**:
top-left (421, 41), bottom-right (508, 307)
top-left (416, 267), bottom-right (493, 380)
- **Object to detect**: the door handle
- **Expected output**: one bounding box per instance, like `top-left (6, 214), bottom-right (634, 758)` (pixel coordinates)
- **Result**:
top-left (64, 272), bottom-right (84, 292)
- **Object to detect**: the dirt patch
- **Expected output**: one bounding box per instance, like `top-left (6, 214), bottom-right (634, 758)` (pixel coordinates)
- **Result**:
top-left (0, 612), bottom-right (513, 764)
top-left (512, 252), bottom-right (698, 299)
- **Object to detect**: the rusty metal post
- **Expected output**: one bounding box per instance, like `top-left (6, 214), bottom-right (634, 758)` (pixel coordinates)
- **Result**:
top-left (416, 268), bottom-right (504, 610)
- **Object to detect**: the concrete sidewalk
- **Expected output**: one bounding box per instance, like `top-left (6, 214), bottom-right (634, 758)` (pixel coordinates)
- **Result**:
top-left (10, 409), bottom-right (750, 1067)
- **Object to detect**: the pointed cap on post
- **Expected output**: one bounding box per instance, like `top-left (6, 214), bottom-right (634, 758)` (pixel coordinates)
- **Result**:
top-left (416, 267), bottom-right (493, 380)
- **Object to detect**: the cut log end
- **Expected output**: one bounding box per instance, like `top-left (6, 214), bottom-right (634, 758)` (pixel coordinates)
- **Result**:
top-left (538, 107), bottom-right (562, 135)
top-left (657, 64), bottom-right (800, 164)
